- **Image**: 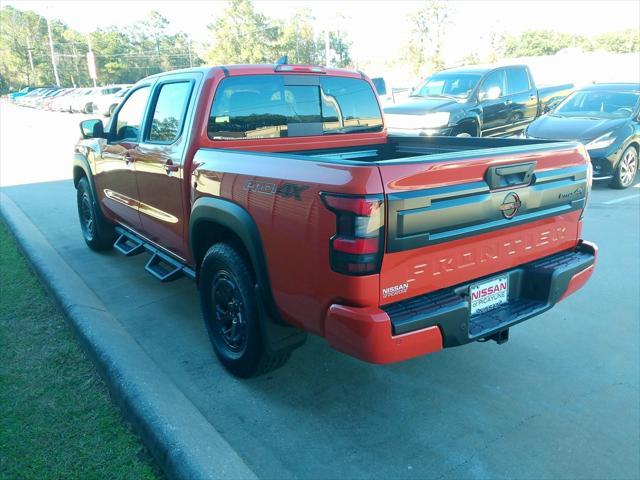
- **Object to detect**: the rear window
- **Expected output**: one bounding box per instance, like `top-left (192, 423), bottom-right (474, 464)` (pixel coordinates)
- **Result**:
top-left (555, 90), bottom-right (640, 118)
top-left (506, 68), bottom-right (531, 95)
top-left (208, 75), bottom-right (383, 140)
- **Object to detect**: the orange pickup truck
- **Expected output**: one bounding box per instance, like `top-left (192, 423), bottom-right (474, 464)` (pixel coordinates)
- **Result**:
top-left (73, 64), bottom-right (597, 377)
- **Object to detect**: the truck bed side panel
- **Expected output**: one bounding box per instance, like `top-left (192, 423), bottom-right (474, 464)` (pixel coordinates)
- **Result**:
top-left (191, 149), bottom-right (383, 335)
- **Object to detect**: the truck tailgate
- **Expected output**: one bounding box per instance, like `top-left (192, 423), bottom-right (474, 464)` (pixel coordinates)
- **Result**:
top-left (377, 142), bottom-right (590, 305)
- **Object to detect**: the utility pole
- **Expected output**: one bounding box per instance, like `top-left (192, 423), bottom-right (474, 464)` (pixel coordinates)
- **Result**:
top-left (26, 35), bottom-right (35, 74)
top-left (324, 29), bottom-right (330, 67)
top-left (87, 35), bottom-right (97, 87)
top-left (71, 43), bottom-right (80, 75)
top-left (46, 16), bottom-right (60, 86)
top-left (187, 40), bottom-right (193, 68)
top-left (295, 23), bottom-right (299, 63)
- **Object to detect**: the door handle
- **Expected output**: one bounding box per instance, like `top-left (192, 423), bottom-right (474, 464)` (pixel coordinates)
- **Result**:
top-left (485, 162), bottom-right (536, 190)
top-left (505, 99), bottom-right (513, 105)
top-left (164, 162), bottom-right (179, 174)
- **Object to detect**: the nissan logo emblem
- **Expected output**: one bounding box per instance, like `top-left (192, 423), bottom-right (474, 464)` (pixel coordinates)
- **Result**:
top-left (500, 192), bottom-right (521, 219)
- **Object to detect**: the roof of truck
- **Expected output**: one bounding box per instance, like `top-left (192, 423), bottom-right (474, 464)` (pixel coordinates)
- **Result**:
top-left (579, 83), bottom-right (640, 92)
top-left (143, 64), bottom-right (366, 81)
top-left (141, 64), bottom-right (365, 80)
top-left (436, 64), bottom-right (529, 75)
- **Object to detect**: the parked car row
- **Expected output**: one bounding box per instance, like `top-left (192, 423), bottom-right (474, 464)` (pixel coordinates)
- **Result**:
top-left (9, 85), bottom-right (131, 115)
top-left (376, 64), bottom-right (639, 189)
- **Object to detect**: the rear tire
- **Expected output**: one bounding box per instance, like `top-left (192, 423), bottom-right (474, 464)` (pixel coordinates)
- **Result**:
top-left (76, 176), bottom-right (115, 251)
top-left (610, 145), bottom-right (638, 189)
top-left (199, 243), bottom-right (290, 378)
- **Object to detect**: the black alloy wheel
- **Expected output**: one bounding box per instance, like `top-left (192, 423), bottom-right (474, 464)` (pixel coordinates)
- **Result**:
top-left (611, 145), bottom-right (638, 189)
top-left (211, 271), bottom-right (248, 356)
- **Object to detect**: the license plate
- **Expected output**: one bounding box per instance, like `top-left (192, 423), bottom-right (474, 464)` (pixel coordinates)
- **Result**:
top-left (469, 275), bottom-right (509, 315)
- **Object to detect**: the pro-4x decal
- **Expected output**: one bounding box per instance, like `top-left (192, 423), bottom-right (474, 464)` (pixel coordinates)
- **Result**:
top-left (245, 180), bottom-right (309, 201)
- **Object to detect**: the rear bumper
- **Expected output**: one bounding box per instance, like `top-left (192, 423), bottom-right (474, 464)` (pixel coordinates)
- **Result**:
top-left (325, 240), bottom-right (597, 364)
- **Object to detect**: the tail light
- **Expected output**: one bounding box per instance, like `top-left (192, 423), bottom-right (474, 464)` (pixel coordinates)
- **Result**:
top-left (321, 193), bottom-right (385, 275)
top-left (275, 65), bottom-right (326, 73)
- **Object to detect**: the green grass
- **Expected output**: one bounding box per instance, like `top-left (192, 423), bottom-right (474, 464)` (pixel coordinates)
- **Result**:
top-left (0, 223), bottom-right (160, 480)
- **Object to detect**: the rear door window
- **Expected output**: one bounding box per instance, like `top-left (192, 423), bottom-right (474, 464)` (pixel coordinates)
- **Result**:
top-left (506, 68), bottom-right (531, 95)
top-left (148, 81), bottom-right (193, 143)
top-left (208, 75), bottom-right (382, 140)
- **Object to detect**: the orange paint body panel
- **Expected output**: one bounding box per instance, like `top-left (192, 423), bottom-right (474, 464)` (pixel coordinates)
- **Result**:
top-left (325, 305), bottom-right (443, 364)
top-left (558, 241), bottom-right (598, 302)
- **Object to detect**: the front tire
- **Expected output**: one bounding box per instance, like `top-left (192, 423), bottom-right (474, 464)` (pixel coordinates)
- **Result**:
top-left (610, 145), bottom-right (638, 189)
top-left (199, 243), bottom-right (290, 378)
top-left (76, 176), bottom-right (115, 251)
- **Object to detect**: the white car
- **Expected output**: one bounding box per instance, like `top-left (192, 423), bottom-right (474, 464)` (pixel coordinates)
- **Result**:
top-left (70, 88), bottom-right (97, 113)
top-left (77, 85), bottom-right (129, 114)
top-left (51, 88), bottom-right (82, 112)
top-left (49, 88), bottom-right (78, 111)
top-left (94, 86), bottom-right (131, 116)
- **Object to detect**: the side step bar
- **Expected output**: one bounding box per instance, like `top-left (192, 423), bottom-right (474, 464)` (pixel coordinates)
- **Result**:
top-left (113, 227), bottom-right (195, 282)
top-left (114, 232), bottom-right (144, 256)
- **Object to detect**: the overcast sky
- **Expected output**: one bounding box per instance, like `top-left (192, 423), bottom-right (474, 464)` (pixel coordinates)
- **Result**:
top-left (5, 0), bottom-right (640, 66)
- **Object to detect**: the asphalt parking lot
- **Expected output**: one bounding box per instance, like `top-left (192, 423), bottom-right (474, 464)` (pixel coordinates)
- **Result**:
top-left (1, 102), bottom-right (639, 479)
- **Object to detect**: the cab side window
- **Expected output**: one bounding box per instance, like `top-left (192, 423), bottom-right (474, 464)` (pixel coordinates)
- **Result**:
top-left (480, 69), bottom-right (506, 98)
top-left (506, 68), bottom-right (531, 95)
top-left (113, 86), bottom-right (150, 142)
top-left (148, 82), bottom-right (193, 143)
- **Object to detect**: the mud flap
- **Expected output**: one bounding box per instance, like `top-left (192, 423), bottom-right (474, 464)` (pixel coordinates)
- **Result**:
top-left (254, 285), bottom-right (307, 356)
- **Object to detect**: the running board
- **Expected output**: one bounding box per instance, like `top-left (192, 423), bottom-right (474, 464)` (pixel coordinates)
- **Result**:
top-left (114, 232), bottom-right (144, 256)
top-left (113, 226), bottom-right (195, 282)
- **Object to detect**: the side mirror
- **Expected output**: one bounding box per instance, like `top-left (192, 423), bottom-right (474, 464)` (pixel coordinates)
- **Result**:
top-left (372, 77), bottom-right (387, 97)
top-left (80, 119), bottom-right (105, 139)
top-left (544, 99), bottom-right (560, 113)
top-left (480, 86), bottom-right (501, 101)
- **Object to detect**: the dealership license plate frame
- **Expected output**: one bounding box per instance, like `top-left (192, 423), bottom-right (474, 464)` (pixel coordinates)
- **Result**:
top-left (469, 274), bottom-right (509, 316)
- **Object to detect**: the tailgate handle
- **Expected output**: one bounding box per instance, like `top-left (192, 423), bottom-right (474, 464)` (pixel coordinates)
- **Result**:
top-left (485, 162), bottom-right (536, 190)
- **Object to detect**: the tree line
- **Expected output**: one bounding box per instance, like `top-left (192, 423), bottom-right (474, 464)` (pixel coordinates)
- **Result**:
top-left (1, 0), bottom-right (638, 93)
top-left (500, 29), bottom-right (639, 57)
top-left (203, 0), bottom-right (351, 68)
top-left (404, 1), bottom-right (639, 76)
top-left (0, 6), bottom-right (201, 92)
top-left (0, 0), bottom-right (351, 93)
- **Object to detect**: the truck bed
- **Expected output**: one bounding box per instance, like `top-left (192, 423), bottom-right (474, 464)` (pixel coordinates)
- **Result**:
top-left (292, 136), bottom-right (564, 163)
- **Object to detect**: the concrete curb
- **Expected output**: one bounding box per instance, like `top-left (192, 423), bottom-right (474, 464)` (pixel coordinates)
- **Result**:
top-left (0, 191), bottom-right (257, 480)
